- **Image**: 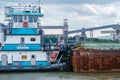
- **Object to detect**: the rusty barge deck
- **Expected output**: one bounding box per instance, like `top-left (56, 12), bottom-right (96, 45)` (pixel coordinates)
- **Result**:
top-left (72, 43), bottom-right (120, 72)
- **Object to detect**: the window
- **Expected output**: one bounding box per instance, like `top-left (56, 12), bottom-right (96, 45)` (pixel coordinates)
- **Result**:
top-left (22, 55), bottom-right (27, 59)
top-left (18, 16), bottom-right (22, 22)
top-left (31, 38), bottom-right (36, 41)
top-left (24, 16), bottom-right (27, 20)
top-left (29, 15), bottom-right (33, 22)
top-left (31, 55), bottom-right (35, 59)
top-left (13, 16), bottom-right (17, 22)
top-left (34, 16), bottom-right (38, 22)
top-left (20, 37), bottom-right (25, 43)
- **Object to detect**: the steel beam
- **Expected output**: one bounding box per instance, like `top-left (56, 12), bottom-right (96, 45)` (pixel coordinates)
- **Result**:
top-left (101, 31), bottom-right (116, 33)
top-left (68, 24), bottom-right (120, 34)
top-left (41, 26), bottom-right (63, 29)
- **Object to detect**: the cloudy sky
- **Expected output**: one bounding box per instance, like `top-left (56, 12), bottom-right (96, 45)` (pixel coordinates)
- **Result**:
top-left (0, 0), bottom-right (120, 37)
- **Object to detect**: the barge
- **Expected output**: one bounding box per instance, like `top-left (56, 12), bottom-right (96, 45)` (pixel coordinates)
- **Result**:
top-left (72, 43), bottom-right (120, 72)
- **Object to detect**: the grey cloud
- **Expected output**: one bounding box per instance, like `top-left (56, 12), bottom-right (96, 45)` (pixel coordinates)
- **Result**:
top-left (42, 0), bottom-right (118, 4)
top-left (1, 0), bottom-right (119, 5)
top-left (62, 6), bottom-right (97, 16)
top-left (0, 0), bottom-right (120, 31)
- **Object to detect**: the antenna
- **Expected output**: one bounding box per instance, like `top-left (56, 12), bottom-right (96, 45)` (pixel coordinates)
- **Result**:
top-left (38, 0), bottom-right (41, 5)
top-left (38, 0), bottom-right (41, 12)
top-left (18, 3), bottom-right (21, 6)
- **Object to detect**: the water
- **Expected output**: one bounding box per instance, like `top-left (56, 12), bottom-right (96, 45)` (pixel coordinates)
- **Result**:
top-left (0, 72), bottom-right (120, 80)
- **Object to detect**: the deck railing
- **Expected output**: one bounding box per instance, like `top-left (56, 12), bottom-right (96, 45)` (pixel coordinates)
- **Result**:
top-left (81, 43), bottom-right (120, 50)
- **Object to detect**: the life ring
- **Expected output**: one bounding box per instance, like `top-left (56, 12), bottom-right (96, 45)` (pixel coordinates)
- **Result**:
top-left (23, 21), bottom-right (29, 27)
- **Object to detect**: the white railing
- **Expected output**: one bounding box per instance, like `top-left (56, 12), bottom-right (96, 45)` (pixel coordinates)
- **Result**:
top-left (82, 43), bottom-right (120, 50)
top-left (5, 6), bottom-right (40, 13)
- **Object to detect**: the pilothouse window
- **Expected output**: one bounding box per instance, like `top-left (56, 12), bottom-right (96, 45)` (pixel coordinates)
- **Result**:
top-left (29, 16), bottom-right (33, 22)
top-left (18, 16), bottom-right (22, 22)
top-left (24, 16), bottom-right (27, 20)
top-left (34, 16), bottom-right (38, 22)
top-left (13, 16), bottom-right (17, 22)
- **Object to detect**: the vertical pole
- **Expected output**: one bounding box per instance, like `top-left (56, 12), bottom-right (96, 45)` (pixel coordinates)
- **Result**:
top-left (63, 19), bottom-right (68, 46)
top-left (38, 18), bottom-right (44, 47)
top-left (90, 30), bottom-right (93, 44)
top-left (38, 0), bottom-right (41, 5)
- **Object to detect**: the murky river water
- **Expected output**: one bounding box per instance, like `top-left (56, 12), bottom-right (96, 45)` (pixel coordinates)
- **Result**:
top-left (0, 72), bottom-right (120, 80)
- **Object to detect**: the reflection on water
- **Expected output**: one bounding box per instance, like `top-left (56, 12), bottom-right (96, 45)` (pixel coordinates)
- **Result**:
top-left (0, 72), bottom-right (120, 80)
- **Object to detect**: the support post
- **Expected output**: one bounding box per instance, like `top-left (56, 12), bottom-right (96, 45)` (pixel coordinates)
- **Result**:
top-left (63, 19), bottom-right (68, 45)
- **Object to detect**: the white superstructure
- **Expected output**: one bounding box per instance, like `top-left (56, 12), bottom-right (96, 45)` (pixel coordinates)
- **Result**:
top-left (0, 4), bottom-right (51, 70)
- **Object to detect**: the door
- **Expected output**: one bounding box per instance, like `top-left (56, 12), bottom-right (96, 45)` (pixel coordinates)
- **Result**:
top-left (1, 55), bottom-right (8, 66)
top-left (20, 37), bottom-right (25, 47)
top-left (31, 55), bottom-right (36, 66)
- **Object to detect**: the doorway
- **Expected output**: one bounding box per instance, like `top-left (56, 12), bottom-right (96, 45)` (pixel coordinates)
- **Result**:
top-left (31, 55), bottom-right (36, 66)
top-left (1, 54), bottom-right (8, 66)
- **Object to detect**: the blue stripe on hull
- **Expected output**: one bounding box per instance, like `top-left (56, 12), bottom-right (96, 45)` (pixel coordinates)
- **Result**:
top-left (11, 28), bottom-right (37, 35)
top-left (3, 44), bottom-right (41, 50)
top-left (0, 61), bottom-right (50, 70)
top-left (20, 61), bottom-right (31, 66)
top-left (0, 61), bottom-right (49, 66)
top-left (0, 61), bottom-right (52, 70)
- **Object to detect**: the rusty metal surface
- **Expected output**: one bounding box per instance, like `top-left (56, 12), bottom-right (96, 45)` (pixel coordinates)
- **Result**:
top-left (72, 48), bottom-right (120, 72)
